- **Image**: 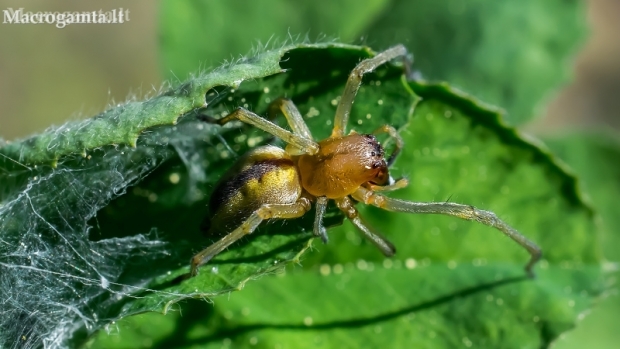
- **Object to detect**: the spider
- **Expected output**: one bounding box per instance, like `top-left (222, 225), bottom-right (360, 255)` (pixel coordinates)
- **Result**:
top-left (189, 45), bottom-right (542, 278)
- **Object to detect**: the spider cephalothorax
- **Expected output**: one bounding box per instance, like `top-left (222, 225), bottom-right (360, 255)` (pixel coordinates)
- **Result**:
top-left (297, 133), bottom-right (389, 199)
top-left (189, 45), bottom-right (541, 278)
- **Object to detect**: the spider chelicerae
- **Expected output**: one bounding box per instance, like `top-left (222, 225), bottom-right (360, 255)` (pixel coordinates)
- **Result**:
top-left (189, 45), bottom-right (542, 278)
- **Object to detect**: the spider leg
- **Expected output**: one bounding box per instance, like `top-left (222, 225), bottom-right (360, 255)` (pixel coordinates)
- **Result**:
top-left (268, 97), bottom-right (314, 140)
top-left (313, 196), bottom-right (330, 243)
top-left (200, 107), bottom-right (319, 155)
top-left (331, 45), bottom-right (408, 138)
top-left (373, 124), bottom-right (404, 167)
top-left (352, 187), bottom-right (542, 277)
top-left (335, 197), bottom-right (396, 256)
top-left (368, 178), bottom-right (409, 192)
top-left (190, 198), bottom-right (311, 277)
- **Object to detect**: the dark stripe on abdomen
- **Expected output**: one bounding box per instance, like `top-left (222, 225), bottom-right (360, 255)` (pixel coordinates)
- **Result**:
top-left (208, 158), bottom-right (295, 215)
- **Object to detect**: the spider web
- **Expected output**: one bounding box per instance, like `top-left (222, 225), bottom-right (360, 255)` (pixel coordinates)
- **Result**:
top-left (0, 74), bottom-right (256, 348)
top-left (0, 121), bottom-right (205, 348)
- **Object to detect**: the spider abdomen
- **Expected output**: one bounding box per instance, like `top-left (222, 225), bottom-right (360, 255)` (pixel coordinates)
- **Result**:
top-left (204, 145), bottom-right (302, 235)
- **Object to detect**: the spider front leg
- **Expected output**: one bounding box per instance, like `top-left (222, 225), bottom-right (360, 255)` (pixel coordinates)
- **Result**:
top-left (331, 45), bottom-right (408, 138)
top-left (335, 196), bottom-right (396, 256)
top-left (367, 178), bottom-right (409, 192)
top-left (352, 186), bottom-right (542, 277)
top-left (200, 107), bottom-right (319, 155)
top-left (373, 125), bottom-right (404, 167)
top-left (190, 198), bottom-right (311, 277)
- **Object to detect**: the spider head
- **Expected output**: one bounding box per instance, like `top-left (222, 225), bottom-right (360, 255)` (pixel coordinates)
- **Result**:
top-left (361, 134), bottom-right (389, 186)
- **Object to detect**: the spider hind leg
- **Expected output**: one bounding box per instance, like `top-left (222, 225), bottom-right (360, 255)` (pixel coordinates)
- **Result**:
top-left (190, 199), bottom-right (311, 276)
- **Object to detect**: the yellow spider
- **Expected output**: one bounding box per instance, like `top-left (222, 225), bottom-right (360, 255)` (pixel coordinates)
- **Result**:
top-left (190, 45), bottom-right (542, 278)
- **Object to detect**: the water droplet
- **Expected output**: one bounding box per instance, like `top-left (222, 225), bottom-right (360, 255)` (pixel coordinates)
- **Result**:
top-left (169, 173), bottom-right (180, 184)
top-left (405, 258), bottom-right (417, 269)
top-left (356, 259), bottom-right (368, 270)
top-left (306, 107), bottom-right (320, 118)
top-left (383, 259), bottom-right (393, 269)
top-left (462, 337), bottom-right (473, 347)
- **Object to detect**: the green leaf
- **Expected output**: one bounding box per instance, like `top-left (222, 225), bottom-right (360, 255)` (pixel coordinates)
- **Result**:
top-left (360, 0), bottom-right (587, 125)
top-left (542, 131), bottom-right (620, 349)
top-left (159, 0), bottom-right (586, 125)
top-left (88, 61), bottom-right (602, 347)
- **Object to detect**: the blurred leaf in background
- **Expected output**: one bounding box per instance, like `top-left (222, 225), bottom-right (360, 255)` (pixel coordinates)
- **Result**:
top-left (160, 0), bottom-right (586, 125)
top-left (542, 131), bottom-right (620, 349)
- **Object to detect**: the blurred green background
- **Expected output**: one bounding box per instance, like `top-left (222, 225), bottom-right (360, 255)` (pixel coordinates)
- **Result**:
top-left (0, 0), bottom-right (618, 348)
